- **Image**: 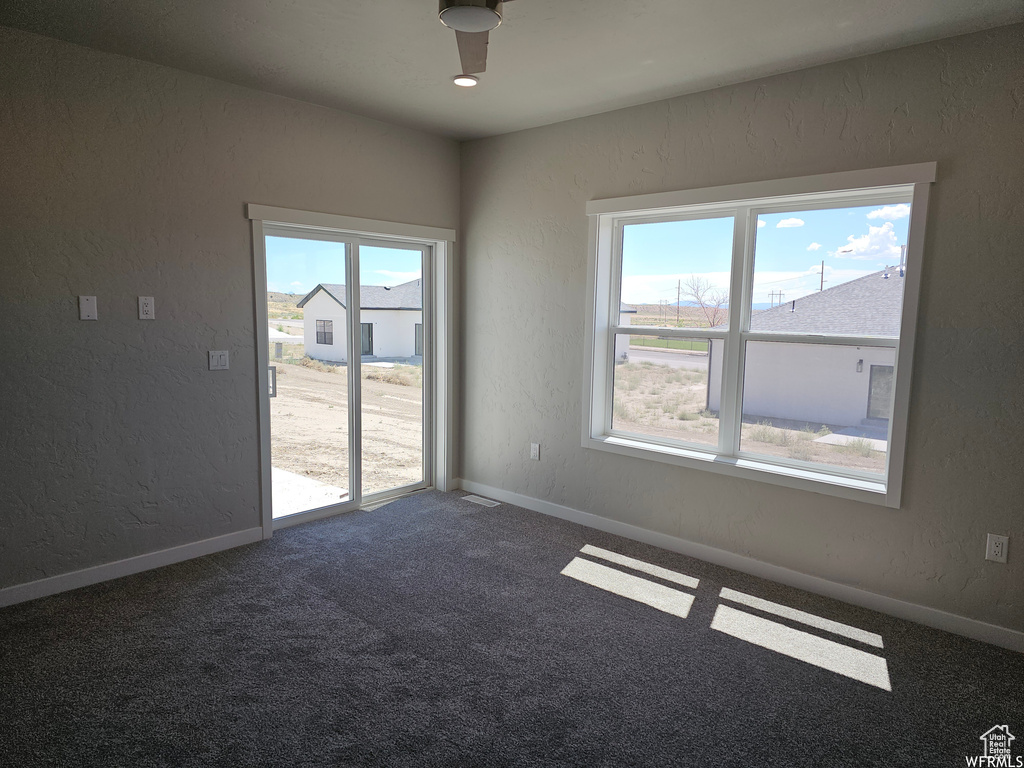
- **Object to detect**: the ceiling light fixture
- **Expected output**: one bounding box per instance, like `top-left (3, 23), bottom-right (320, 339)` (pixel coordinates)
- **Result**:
top-left (439, 5), bottom-right (502, 33)
top-left (453, 74), bottom-right (479, 87)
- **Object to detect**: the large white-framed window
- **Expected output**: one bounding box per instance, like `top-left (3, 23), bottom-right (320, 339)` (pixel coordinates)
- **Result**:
top-left (583, 164), bottom-right (935, 507)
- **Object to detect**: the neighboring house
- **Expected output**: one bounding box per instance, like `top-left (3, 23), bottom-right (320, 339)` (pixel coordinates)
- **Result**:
top-left (297, 279), bottom-right (423, 363)
top-left (707, 268), bottom-right (905, 427)
top-left (616, 303), bottom-right (636, 363)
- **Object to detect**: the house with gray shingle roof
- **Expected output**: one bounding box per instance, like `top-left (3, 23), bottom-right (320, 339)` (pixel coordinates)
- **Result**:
top-left (296, 279), bottom-right (423, 363)
top-left (707, 268), bottom-right (905, 429)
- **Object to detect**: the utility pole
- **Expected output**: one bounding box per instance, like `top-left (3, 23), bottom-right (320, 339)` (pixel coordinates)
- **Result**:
top-left (820, 260), bottom-right (826, 292)
top-left (676, 280), bottom-right (681, 326)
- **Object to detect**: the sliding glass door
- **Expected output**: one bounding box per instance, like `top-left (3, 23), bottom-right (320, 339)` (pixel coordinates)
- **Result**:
top-left (264, 234), bottom-right (353, 519)
top-left (357, 241), bottom-right (428, 499)
top-left (258, 227), bottom-right (431, 526)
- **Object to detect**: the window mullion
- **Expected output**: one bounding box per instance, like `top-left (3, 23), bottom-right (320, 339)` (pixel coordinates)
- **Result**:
top-left (718, 207), bottom-right (753, 455)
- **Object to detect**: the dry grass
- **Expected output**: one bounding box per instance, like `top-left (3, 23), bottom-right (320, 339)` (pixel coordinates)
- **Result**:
top-left (613, 360), bottom-right (886, 472)
top-left (363, 365), bottom-right (422, 388)
top-left (267, 292), bottom-right (304, 320)
top-left (628, 305), bottom-right (711, 328)
top-left (289, 356), bottom-right (423, 389)
top-left (298, 356), bottom-right (339, 374)
top-left (613, 362), bottom-right (718, 446)
top-left (837, 437), bottom-right (876, 457)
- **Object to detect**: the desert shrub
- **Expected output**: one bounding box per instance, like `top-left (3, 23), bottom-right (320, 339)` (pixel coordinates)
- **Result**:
top-left (299, 356), bottom-right (338, 374)
top-left (841, 438), bottom-right (875, 457)
top-left (747, 420), bottom-right (792, 446)
top-left (747, 421), bottom-right (776, 443)
top-left (788, 443), bottom-right (814, 462)
top-left (613, 402), bottom-right (631, 423)
top-left (363, 364), bottom-right (422, 387)
top-left (676, 410), bottom-right (699, 421)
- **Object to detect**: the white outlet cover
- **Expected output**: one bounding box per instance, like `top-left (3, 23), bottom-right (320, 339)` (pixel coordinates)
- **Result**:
top-left (986, 533), bottom-right (1009, 563)
top-left (79, 295), bottom-right (97, 320)
top-left (138, 296), bottom-right (155, 320)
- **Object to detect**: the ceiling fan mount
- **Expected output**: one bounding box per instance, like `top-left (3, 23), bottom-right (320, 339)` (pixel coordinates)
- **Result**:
top-left (439, 1), bottom-right (502, 33)
top-left (438, 0), bottom-right (513, 79)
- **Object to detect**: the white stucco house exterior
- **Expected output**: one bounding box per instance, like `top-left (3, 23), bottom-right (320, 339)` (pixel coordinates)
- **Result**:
top-left (707, 268), bottom-right (904, 427)
top-left (297, 279), bottom-right (423, 363)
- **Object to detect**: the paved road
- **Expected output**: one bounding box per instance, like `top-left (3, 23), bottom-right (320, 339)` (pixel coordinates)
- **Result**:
top-left (272, 318), bottom-right (304, 330)
top-left (628, 347), bottom-right (709, 370)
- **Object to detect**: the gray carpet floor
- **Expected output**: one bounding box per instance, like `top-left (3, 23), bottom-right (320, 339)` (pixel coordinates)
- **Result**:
top-left (0, 490), bottom-right (1021, 767)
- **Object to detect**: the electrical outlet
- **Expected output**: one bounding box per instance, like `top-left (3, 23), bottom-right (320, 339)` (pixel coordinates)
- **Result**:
top-left (138, 296), bottom-right (155, 320)
top-left (530, 442), bottom-right (540, 461)
top-left (985, 533), bottom-right (1009, 564)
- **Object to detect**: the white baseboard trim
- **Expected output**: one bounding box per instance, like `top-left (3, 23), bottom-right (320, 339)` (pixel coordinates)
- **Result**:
top-left (459, 480), bottom-right (1024, 654)
top-left (0, 527), bottom-right (264, 609)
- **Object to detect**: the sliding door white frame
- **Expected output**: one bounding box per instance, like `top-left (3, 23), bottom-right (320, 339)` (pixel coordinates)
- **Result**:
top-left (247, 204), bottom-right (456, 538)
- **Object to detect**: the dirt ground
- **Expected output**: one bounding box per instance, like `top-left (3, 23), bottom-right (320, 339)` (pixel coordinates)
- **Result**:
top-left (270, 360), bottom-right (424, 496)
top-left (612, 359), bottom-right (887, 474)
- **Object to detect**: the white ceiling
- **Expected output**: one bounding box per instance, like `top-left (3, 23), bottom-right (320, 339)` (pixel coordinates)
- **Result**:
top-left (2, 0), bottom-right (1022, 140)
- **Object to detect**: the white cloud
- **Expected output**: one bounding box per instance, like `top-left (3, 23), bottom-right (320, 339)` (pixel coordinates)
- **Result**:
top-left (807, 242), bottom-right (822, 251)
top-left (777, 218), bottom-right (805, 228)
top-left (867, 203), bottom-right (911, 221)
top-left (757, 220), bottom-right (766, 228)
top-left (290, 281), bottom-right (303, 287)
top-left (833, 221), bottom-right (903, 261)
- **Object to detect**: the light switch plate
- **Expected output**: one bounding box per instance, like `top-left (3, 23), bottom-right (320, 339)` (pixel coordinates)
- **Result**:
top-left (209, 350), bottom-right (229, 370)
top-left (138, 296), bottom-right (155, 320)
top-left (79, 295), bottom-right (98, 320)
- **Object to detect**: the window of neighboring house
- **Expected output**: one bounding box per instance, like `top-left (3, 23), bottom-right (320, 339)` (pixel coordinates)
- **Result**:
top-left (360, 323), bottom-right (373, 356)
top-left (584, 164), bottom-right (935, 507)
top-left (316, 319), bottom-right (333, 345)
top-left (867, 365), bottom-right (894, 420)
top-left (414, 323), bottom-right (423, 356)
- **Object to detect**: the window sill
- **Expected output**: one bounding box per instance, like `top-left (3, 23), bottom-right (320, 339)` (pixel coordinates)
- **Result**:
top-left (585, 434), bottom-right (895, 507)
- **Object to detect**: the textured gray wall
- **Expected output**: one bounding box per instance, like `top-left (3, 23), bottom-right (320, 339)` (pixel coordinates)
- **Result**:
top-left (0, 27), bottom-right (459, 588)
top-left (460, 25), bottom-right (1023, 630)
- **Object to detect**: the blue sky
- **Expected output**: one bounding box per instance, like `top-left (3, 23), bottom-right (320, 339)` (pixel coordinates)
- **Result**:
top-left (620, 202), bottom-right (912, 306)
top-left (265, 237), bottom-right (422, 294)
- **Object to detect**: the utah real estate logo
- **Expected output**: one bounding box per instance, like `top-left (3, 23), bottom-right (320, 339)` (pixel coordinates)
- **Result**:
top-left (966, 726), bottom-right (1021, 767)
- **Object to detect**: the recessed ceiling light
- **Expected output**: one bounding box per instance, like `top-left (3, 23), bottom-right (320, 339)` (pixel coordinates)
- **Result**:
top-left (439, 6), bottom-right (501, 33)
top-left (453, 74), bottom-right (479, 87)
